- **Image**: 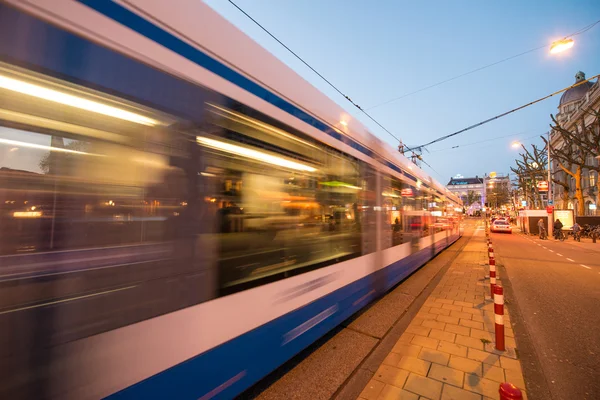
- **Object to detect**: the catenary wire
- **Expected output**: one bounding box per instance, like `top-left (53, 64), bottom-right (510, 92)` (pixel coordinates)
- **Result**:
top-left (366, 18), bottom-right (600, 111)
top-left (226, 0), bottom-right (402, 143)
top-left (405, 73), bottom-right (600, 152)
top-left (429, 131), bottom-right (541, 153)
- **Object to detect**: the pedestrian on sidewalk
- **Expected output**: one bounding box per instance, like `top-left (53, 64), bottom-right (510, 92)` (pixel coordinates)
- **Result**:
top-left (572, 221), bottom-right (581, 241)
top-left (538, 218), bottom-right (547, 239)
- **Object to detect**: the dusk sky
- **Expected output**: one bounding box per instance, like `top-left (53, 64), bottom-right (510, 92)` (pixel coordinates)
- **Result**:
top-left (205, 0), bottom-right (600, 184)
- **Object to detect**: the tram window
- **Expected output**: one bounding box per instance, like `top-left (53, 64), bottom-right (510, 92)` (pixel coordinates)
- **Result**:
top-left (199, 103), bottom-right (369, 294)
top-left (0, 126), bottom-right (187, 254)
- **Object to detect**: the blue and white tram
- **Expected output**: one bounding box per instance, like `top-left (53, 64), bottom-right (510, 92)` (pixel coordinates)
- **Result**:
top-left (0, 1), bottom-right (462, 399)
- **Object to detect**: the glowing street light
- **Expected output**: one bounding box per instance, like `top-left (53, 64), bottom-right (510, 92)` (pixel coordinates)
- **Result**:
top-left (550, 38), bottom-right (574, 54)
top-left (511, 141), bottom-right (521, 148)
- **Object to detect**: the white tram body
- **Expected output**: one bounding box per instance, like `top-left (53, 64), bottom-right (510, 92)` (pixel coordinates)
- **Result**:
top-left (0, 1), bottom-right (461, 399)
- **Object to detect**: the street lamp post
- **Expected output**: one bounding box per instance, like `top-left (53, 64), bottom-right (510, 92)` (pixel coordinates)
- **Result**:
top-left (547, 131), bottom-right (553, 239)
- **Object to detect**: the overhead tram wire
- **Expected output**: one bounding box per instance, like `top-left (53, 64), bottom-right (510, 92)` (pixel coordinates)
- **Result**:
top-left (404, 73), bottom-right (600, 153)
top-left (366, 18), bottom-right (600, 111)
top-left (429, 131), bottom-right (540, 153)
top-left (226, 0), bottom-right (401, 144)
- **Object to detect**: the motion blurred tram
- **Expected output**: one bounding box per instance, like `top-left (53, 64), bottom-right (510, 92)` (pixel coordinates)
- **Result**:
top-left (0, 1), bottom-right (462, 399)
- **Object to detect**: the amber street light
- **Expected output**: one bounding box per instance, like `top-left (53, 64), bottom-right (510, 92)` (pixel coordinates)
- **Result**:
top-left (511, 141), bottom-right (521, 148)
top-left (550, 38), bottom-right (574, 54)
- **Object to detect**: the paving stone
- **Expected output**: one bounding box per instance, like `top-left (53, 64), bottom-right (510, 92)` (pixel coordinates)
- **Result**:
top-left (377, 384), bottom-right (419, 400)
top-left (467, 348), bottom-right (500, 366)
top-left (428, 363), bottom-right (464, 388)
top-left (418, 347), bottom-right (450, 366)
top-left (463, 374), bottom-right (501, 399)
top-left (411, 335), bottom-right (439, 350)
top-left (391, 343), bottom-right (422, 357)
top-left (500, 356), bottom-right (522, 372)
top-left (504, 337), bottom-right (517, 348)
top-left (438, 341), bottom-right (468, 357)
top-left (404, 373), bottom-right (443, 400)
top-left (459, 319), bottom-right (484, 330)
top-left (406, 325), bottom-right (432, 337)
top-left (482, 364), bottom-right (505, 383)
top-left (373, 364), bottom-right (410, 388)
top-left (398, 333), bottom-right (415, 344)
top-left (442, 304), bottom-right (464, 312)
top-left (382, 352), bottom-right (404, 367)
top-left (429, 329), bottom-right (456, 343)
top-left (461, 307), bottom-right (484, 315)
top-left (483, 343), bottom-right (517, 359)
top-left (436, 314), bottom-right (460, 325)
top-left (441, 383), bottom-right (482, 400)
top-left (444, 323), bottom-right (470, 336)
top-left (450, 310), bottom-right (473, 320)
top-left (429, 307), bottom-right (452, 316)
top-left (422, 319), bottom-right (446, 331)
top-left (418, 312), bottom-right (441, 321)
top-left (469, 328), bottom-right (493, 341)
top-left (397, 356), bottom-right (431, 376)
top-left (359, 378), bottom-right (385, 400)
top-left (435, 298), bottom-right (454, 305)
top-left (455, 334), bottom-right (485, 350)
top-left (470, 313), bottom-right (487, 323)
top-left (448, 355), bottom-right (483, 376)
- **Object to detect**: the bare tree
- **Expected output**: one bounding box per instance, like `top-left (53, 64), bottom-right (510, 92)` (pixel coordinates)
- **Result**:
top-left (511, 144), bottom-right (547, 208)
top-left (549, 109), bottom-right (600, 209)
top-left (543, 112), bottom-right (597, 215)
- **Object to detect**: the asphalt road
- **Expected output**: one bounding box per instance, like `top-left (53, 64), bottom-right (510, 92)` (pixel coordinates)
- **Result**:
top-left (492, 230), bottom-right (600, 400)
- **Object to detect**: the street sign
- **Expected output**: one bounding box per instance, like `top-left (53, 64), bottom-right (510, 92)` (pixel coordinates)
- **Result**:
top-left (548, 199), bottom-right (554, 205)
top-left (546, 205), bottom-right (554, 214)
top-left (537, 181), bottom-right (548, 191)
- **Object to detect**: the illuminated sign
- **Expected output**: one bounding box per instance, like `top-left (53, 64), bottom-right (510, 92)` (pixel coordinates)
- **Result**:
top-left (401, 188), bottom-right (413, 197)
top-left (553, 209), bottom-right (574, 229)
top-left (590, 204), bottom-right (597, 210)
top-left (490, 172), bottom-right (497, 178)
top-left (537, 181), bottom-right (548, 191)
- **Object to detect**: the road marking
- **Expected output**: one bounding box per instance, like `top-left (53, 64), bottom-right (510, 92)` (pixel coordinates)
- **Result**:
top-left (549, 250), bottom-right (554, 253)
top-left (556, 253), bottom-right (563, 257)
top-left (580, 264), bottom-right (591, 269)
top-left (566, 258), bottom-right (574, 262)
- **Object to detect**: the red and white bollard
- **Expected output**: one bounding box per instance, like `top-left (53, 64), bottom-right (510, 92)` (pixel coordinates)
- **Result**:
top-left (499, 382), bottom-right (522, 400)
top-left (488, 243), bottom-right (494, 259)
top-left (489, 257), bottom-right (496, 298)
top-left (493, 285), bottom-right (505, 351)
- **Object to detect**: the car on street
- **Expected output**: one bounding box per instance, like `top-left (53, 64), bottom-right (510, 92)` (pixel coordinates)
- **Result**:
top-left (491, 219), bottom-right (512, 233)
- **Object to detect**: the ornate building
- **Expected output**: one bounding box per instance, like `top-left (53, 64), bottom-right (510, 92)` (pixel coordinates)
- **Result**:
top-left (550, 71), bottom-right (600, 215)
top-left (446, 175), bottom-right (484, 214)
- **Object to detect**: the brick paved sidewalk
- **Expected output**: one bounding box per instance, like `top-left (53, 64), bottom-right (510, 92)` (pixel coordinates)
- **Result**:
top-left (357, 232), bottom-right (527, 400)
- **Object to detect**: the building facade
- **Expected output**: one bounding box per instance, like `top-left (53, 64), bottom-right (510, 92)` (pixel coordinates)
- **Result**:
top-left (550, 71), bottom-right (599, 215)
top-left (446, 175), bottom-right (484, 214)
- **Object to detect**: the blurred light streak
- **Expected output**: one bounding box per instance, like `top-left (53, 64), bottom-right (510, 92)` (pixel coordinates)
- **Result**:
top-left (0, 74), bottom-right (160, 126)
top-left (196, 136), bottom-right (317, 172)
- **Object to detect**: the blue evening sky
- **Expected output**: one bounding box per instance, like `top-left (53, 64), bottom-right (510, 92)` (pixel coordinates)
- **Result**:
top-left (205, 0), bottom-right (600, 183)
